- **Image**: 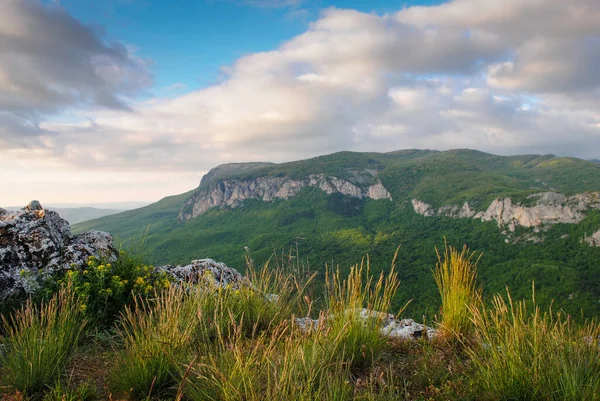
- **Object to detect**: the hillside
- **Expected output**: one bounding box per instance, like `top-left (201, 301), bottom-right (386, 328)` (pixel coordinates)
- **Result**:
top-left (74, 149), bottom-right (600, 317)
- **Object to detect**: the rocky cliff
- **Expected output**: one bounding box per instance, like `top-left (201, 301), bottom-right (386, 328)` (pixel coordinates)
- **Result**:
top-left (584, 230), bottom-right (600, 247)
top-left (180, 173), bottom-right (392, 220)
top-left (0, 201), bottom-right (119, 299)
top-left (412, 192), bottom-right (600, 234)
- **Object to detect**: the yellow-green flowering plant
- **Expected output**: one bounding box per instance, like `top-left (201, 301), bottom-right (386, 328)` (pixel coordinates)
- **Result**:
top-left (56, 254), bottom-right (172, 327)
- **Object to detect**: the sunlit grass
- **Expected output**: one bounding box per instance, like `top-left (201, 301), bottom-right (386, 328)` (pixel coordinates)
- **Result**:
top-left (467, 288), bottom-right (600, 401)
top-left (0, 287), bottom-right (87, 397)
top-left (108, 284), bottom-right (200, 400)
top-left (3, 246), bottom-right (600, 401)
top-left (433, 242), bottom-right (481, 338)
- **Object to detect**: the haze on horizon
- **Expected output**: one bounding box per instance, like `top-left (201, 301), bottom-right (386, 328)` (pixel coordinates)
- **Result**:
top-left (2, 0), bottom-right (600, 206)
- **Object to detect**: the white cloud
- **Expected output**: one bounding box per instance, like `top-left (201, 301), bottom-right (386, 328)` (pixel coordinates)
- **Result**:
top-left (2, 0), bottom-right (600, 204)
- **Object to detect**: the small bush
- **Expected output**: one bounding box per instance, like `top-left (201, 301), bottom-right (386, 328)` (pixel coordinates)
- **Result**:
top-left (433, 243), bottom-right (481, 338)
top-left (56, 254), bottom-right (171, 327)
top-left (0, 288), bottom-right (86, 397)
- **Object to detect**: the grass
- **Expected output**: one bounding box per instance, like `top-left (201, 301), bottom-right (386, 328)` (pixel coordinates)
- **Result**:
top-left (41, 381), bottom-right (97, 401)
top-left (0, 288), bottom-right (87, 398)
top-left (325, 250), bottom-right (403, 372)
top-left (1, 245), bottom-right (600, 401)
top-left (433, 242), bottom-right (481, 338)
top-left (108, 284), bottom-right (201, 400)
top-left (467, 288), bottom-right (600, 401)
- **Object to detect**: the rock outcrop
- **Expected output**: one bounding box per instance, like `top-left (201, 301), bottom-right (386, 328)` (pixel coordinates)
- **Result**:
top-left (156, 258), bottom-right (246, 288)
top-left (412, 192), bottom-right (600, 232)
top-left (0, 201), bottom-right (118, 300)
top-left (294, 309), bottom-right (437, 340)
top-left (181, 174), bottom-right (392, 220)
top-left (584, 230), bottom-right (600, 247)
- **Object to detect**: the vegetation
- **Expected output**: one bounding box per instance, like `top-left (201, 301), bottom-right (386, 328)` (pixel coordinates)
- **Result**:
top-left (73, 149), bottom-right (600, 319)
top-left (0, 288), bottom-right (86, 398)
top-left (434, 244), bottom-right (481, 337)
top-left (1, 246), bottom-right (600, 400)
top-left (467, 289), bottom-right (600, 400)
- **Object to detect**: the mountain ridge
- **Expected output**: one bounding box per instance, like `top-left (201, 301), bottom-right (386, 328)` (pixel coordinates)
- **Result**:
top-left (73, 149), bottom-right (600, 317)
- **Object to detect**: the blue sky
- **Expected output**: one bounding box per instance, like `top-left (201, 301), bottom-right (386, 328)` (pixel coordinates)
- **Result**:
top-left (58, 0), bottom-right (444, 94)
top-left (2, 0), bottom-right (600, 205)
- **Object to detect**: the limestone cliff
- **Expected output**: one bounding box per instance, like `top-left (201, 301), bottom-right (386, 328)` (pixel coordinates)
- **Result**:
top-left (180, 173), bottom-right (392, 220)
top-left (584, 230), bottom-right (600, 246)
top-left (412, 192), bottom-right (600, 233)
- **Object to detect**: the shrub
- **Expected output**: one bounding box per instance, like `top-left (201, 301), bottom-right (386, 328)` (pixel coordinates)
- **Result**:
top-left (56, 254), bottom-right (171, 327)
top-left (467, 289), bottom-right (600, 401)
top-left (0, 287), bottom-right (86, 397)
top-left (433, 243), bottom-right (481, 338)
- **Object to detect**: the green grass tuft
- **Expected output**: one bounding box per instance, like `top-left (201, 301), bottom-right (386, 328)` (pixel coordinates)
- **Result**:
top-left (434, 242), bottom-right (481, 338)
top-left (0, 287), bottom-right (87, 398)
top-left (467, 288), bottom-right (600, 401)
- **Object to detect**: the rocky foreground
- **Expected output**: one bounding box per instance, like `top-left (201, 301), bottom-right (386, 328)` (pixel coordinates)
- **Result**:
top-left (0, 201), bottom-right (435, 339)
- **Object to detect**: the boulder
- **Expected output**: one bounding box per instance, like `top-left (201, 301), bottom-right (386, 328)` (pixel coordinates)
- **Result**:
top-left (0, 201), bottom-right (118, 300)
top-left (294, 308), bottom-right (437, 340)
top-left (156, 258), bottom-right (246, 288)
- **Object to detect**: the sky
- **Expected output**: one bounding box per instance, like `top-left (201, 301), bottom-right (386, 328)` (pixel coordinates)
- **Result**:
top-left (2, 0), bottom-right (600, 206)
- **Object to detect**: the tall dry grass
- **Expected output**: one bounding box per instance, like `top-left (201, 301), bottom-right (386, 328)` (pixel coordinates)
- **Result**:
top-left (467, 288), bottom-right (600, 401)
top-left (433, 243), bottom-right (481, 338)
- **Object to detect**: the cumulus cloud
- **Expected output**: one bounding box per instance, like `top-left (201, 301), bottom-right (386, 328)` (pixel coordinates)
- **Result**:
top-left (0, 0), bottom-right (151, 114)
top-left (3, 0), bottom-right (600, 203)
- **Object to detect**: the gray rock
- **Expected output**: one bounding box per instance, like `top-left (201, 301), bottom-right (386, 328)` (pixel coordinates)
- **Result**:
top-left (156, 258), bottom-right (246, 288)
top-left (583, 230), bottom-right (600, 246)
top-left (294, 317), bottom-right (321, 332)
top-left (380, 318), bottom-right (437, 340)
top-left (412, 192), bottom-right (600, 233)
top-left (294, 308), bottom-right (437, 340)
top-left (0, 201), bottom-right (118, 300)
top-left (181, 174), bottom-right (392, 220)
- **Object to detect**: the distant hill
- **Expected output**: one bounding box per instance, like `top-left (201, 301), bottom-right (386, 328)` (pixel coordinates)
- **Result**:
top-left (589, 159), bottom-right (600, 164)
top-left (5, 201), bottom-right (151, 225)
top-left (4, 206), bottom-right (127, 225)
top-left (75, 149), bottom-right (600, 318)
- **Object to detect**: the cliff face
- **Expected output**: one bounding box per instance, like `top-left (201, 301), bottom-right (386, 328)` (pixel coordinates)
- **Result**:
top-left (180, 173), bottom-right (392, 220)
top-left (412, 192), bottom-right (600, 232)
top-left (584, 230), bottom-right (600, 246)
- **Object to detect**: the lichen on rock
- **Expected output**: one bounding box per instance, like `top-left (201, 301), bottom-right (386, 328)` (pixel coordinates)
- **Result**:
top-left (155, 258), bottom-right (246, 288)
top-left (0, 201), bottom-right (119, 300)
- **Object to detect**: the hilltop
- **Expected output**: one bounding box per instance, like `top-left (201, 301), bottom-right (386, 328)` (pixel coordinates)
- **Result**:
top-left (74, 149), bottom-right (600, 317)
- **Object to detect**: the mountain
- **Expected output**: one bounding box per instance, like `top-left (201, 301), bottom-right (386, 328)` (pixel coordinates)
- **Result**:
top-left (74, 149), bottom-right (600, 318)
